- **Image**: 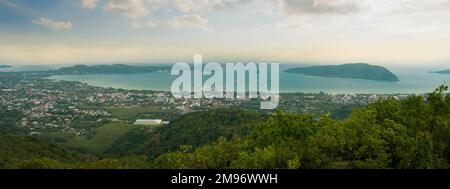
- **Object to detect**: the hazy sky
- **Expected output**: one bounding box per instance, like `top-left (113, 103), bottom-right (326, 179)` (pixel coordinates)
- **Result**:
top-left (1, 0), bottom-right (450, 66)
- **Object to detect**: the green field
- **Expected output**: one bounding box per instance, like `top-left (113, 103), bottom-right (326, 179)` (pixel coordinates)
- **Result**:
top-left (106, 106), bottom-right (161, 120)
top-left (106, 105), bottom-right (179, 121)
top-left (64, 122), bottom-right (134, 154)
top-left (56, 105), bottom-right (178, 155)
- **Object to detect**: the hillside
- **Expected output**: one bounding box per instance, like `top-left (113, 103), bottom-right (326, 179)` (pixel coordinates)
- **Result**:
top-left (107, 109), bottom-right (266, 157)
top-left (155, 85), bottom-right (450, 169)
top-left (0, 134), bottom-right (92, 168)
top-left (63, 122), bottom-right (135, 155)
top-left (285, 63), bottom-right (400, 82)
top-left (51, 64), bottom-right (171, 75)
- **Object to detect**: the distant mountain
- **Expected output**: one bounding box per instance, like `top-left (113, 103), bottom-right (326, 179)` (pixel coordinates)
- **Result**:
top-left (0, 65), bottom-right (12, 68)
top-left (429, 70), bottom-right (450, 75)
top-left (285, 63), bottom-right (400, 82)
top-left (51, 64), bottom-right (171, 75)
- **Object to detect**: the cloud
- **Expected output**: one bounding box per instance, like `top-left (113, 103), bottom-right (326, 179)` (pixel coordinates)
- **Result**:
top-left (172, 0), bottom-right (209, 13)
top-left (389, 0), bottom-right (450, 14)
top-left (250, 0), bottom-right (282, 16)
top-left (81, 0), bottom-right (99, 9)
top-left (0, 0), bottom-right (20, 8)
top-left (147, 0), bottom-right (166, 11)
top-left (162, 14), bottom-right (209, 30)
top-left (103, 0), bottom-right (166, 20)
top-left (32, 17), bottom-right (73, 31)
top-left (169, 0), bottom-right (362, 16)
top-left (280, 0), bottom-right (362, 16)
top-left (104, 0), bottom-right (149, 19)
top-left (171, 0), bottom-right (251, 13)
top-left (128, 15), bottom-right (208, 31)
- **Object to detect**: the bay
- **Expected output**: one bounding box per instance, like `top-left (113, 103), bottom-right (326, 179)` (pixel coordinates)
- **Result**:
top-left (46, 64), bottom-right (450, 94)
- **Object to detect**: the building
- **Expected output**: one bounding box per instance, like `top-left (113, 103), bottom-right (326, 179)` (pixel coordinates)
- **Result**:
top-left (133, 119), bottom-right (163, 125)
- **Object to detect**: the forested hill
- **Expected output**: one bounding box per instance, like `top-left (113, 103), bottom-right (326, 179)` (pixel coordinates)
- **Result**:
top-left (50, 64), bottom-right (171, 75)
top-left (154, 85), bottom-right (450, 169)
top-left (107, 109), bottom-right (265, 157)
top-left (0, 134), bottom-right (87, 168)
top-left (0, 134), bottom-right (150, 169)
top-left (285, 63), bottom-right (400, 82)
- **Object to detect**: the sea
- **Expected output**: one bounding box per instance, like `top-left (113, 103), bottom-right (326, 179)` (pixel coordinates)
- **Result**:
top-left (3, 64), bottom-right (450, 94)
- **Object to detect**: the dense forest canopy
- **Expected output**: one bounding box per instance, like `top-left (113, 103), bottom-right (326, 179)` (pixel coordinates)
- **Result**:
top-left (155, 85), bottom-right (450, 169)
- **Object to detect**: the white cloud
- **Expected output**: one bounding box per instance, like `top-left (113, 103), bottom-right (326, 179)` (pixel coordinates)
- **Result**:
top-left (32, 17), bottom-right (73, 31)
top-left (81, 0), bottom-right (99, 9)
top-left (102, 0), bottom-right (167, 29)
top-left (280, 0), bottom-right (363, 16)
top-left (162, 14), bottom-right (209, 30)
top-left (147, 0), bottom-right (167, 11)
top-left (172, 0), bottom-right (209, 13)
top-left (128, 15), bottom-right (210, 31)
top-left (251, 0), bottom-right (282, 16)
top-left (90, 0), bottom-right (251, 29)
top-left (171, 0), bottom-right (250, 13)
top-left (104, 0), bottom-right (151, 19)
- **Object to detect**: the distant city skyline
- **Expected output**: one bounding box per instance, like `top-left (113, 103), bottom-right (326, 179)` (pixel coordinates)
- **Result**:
top-left (1, 0), bottom-right (450, 66)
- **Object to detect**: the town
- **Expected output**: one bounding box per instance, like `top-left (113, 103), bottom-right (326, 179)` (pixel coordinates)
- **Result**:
top-left (0, 72), bottom-right (412, 137)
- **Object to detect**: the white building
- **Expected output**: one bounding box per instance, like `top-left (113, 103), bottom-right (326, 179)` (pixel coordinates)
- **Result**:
top-left (133, 119), bottom-right (164, 125)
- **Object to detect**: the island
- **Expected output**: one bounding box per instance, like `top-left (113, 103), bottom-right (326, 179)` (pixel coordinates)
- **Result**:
top-left (285, 63), bottom-right (400, 82)
top-left (0, 65), bottom-right (12, 69)
top-left (429, 70), bottom-right (450, 75)
top-left (50, 64), bottom-right (171, 75)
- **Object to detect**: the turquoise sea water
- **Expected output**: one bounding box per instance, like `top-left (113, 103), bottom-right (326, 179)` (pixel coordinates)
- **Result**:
top-left (4, 64), bottom-right (450, 94)
top-left (45, 65), bottom-right (450, 94)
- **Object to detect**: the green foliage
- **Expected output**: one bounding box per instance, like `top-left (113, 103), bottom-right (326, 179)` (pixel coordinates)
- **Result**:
top-left (64, 122), bottom-right (134, 154)
top-left (116, 155), bottom-right (154, 169)
top-left (156, 85), bottom-right (450, 169)
top-left (0, 106), bottom-right (23, 134)
top-left (77, 159), bottom-right (122, 169)
top-left (16, 158), bottom-right (69, 169)
top-left (156, 137), bottom-right (243, 169)
top-left (109, 108), bottom-right (265, 158)
top-left (106, 106), bottom-right (178, 121)
top-left (0, 134), bottom-right (97, 168)
top-left (106, 126), bottom-right (155, 156)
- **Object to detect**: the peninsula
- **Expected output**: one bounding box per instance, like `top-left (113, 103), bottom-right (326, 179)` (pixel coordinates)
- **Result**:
top-left (50, 64), bottom-right (171, 75)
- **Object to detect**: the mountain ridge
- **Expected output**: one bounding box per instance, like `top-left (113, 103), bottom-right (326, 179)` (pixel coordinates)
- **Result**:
top-left (51, 64), bottom-right (171, 75)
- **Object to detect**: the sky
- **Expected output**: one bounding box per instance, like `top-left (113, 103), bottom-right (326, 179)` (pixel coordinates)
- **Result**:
top-left (1, 0), bottom-right (450, 67)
